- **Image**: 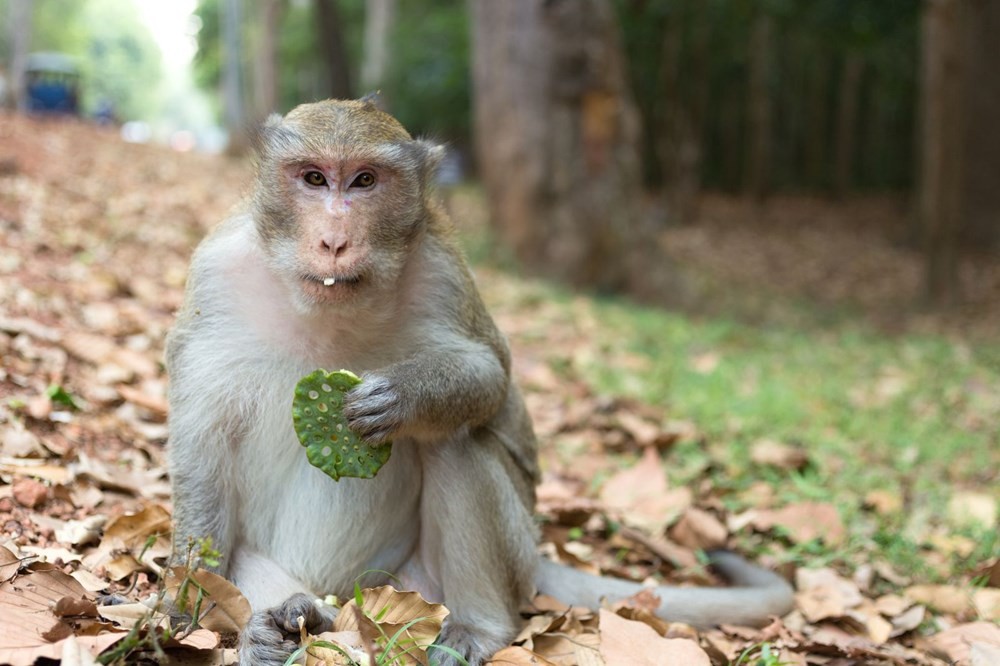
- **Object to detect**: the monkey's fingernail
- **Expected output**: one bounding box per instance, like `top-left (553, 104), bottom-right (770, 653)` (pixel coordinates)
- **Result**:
top-left (323, 277), bottom-right (337, 286)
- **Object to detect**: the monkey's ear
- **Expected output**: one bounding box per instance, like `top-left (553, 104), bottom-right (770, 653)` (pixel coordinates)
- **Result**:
top-left (416, 140), bottom-right (446, 179)
top-left (250, 113), bottom-right (289, 157)
top-left (359, 91), bottom-right (385, 110)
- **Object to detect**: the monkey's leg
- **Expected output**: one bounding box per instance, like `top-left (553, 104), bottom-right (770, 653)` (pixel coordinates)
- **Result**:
top-left (233, 551), bottom-right (336, 666)
top-left (416, 430), bottom-right (537, 666)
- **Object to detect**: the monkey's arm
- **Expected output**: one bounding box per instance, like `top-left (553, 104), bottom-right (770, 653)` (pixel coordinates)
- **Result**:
top-left (343, 335), bottom-right (509, 444)
top-left (165, 308), bottom-right (240, 575)
top-left (344, 243), bottom-right (512, 444)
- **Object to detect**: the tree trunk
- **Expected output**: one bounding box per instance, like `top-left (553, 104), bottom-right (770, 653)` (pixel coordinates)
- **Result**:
top-left (252, 0), bottom-right (281, 119)
top-left (220, 0), bottom-right (247, 152)
top-left (960, 0), bottom-right (1000, 248)
top-left (360, 0), bottom-right (396, 94)
top-left (470, 0), bottom-right (646, 295)
top-left (804, 49), bottom-right (831, 190)
top-left (314, 0), bottom-right (352, 99)
top-left (8, 0), bottom-right (32, 111)
top-left (744, 11), bottom-right (772, 200)
top-left (833, 53), bottom-right (864, 198)
top-left (919, 0), bottom-right (966, 307)
top-left (657, 3), bottom-right (708, 225)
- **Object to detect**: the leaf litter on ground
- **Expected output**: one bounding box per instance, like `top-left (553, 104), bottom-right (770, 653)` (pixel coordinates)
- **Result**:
top-left (0, 114), bottom-right (998, 664)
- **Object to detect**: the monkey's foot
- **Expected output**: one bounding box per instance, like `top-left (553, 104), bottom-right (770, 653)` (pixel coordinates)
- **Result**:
top-left (238, 593), bottom-right (336, 666)
top-left (430, 622), bottom-right (506, 666)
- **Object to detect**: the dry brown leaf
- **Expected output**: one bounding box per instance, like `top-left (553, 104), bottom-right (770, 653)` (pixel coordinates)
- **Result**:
top-left (0, 458), bottom-right (72, 484)
top-left (175, 628), bottom-right (220, 650)
top-left (928, 621), bottom-right (1000, 664)
top-left (59, 635), bottom-right (99, 666)
top-left (599, 610), bottom-right (708, 666)
top-left (1, 423), bottom-right (46, 457)
top-left (864, 489), bottom-right (903, 515)
top-left (905, 584), bottom-right (972, 615)
top-left (70, 569), bottom-right (110, 594)
top-left (97, 601), bottom-right (165, 630)
top-left (164, 567), bottom-right (252, 634)
top-left (117, 383), bottom-right (169, 420)
top-left (971, 641), bottom-right (1000, 666)
top-left (748, 501), bottom-right (845, 545)
top-left (973, 587), bottom-right (1000, 621)
top-left (668, 507), bottom-right (728, 550)
top-left (794, 568), bottom-right (863, 622)
top-left (533, 631), bottom-right (602, 665)
top-left (749, 439), bottom-right (809, 470)
top-left (599, 448), bottom-right (691, 533)
top-left (889, 604), bottom-right (925, 637)
top-left (947, 492), bottom-right (997, 529)
top-left (489, 646), bottom-right (559, 665)
top-left (0, 545), bottom-right (21, 582)
top-left (101, 504), bottom-right (172, 549)
top-left (333, 586), bottom-right (447, 665)
top-left (0, 563), bottom-right (123, 666)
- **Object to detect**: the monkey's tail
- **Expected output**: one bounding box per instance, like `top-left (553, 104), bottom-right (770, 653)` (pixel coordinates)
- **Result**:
top-left (535, 550), bottom-right (794, 628)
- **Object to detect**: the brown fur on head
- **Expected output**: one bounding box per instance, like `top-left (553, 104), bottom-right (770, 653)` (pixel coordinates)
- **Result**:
top-left (249, 99), bottom-right (445, 310)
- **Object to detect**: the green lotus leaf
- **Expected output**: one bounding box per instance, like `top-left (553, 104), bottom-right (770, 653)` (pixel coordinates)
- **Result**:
top-left (292, 369), bottom-right (391, 481)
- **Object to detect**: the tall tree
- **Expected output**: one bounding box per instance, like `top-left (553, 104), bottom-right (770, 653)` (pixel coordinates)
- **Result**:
top-left (7, 0), bottom-right (31, 111)
top-left (360, 0), bottom-right (395, 94)
top-left (919, 0), bottom-right (965, 306)
top-left (744, 8), bottom-right (772, 200)
top-left (220, 0), bottom-right (246, 148)
top-left (833, 52), bottom-right (864, 198)
top-left (313, 0), bottom-right (351, 99)
top-left (919, 0), bottom-right (1000, 306)
top-left (960, 0), bottom-right (1000, 249)
top-left (252, 0), bottom-right (282, 119)
top-left (470, 0), bottom-right (646, 294)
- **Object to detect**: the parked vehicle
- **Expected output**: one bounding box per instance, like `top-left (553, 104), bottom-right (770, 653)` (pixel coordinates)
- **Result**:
top-left (25, 52), bottom-right (80, 115)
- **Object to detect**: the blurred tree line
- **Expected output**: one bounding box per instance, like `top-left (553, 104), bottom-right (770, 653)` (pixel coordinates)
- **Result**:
top-left (193, 0), bottom-right (998, 307)
top-left (0, 0), bottom-right (161, 120)
top-left (192, 0), bottom-right (470, 147)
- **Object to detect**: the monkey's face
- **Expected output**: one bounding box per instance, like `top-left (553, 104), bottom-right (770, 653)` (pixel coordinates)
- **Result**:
top-left (252, 100), bottom-right (442, 311)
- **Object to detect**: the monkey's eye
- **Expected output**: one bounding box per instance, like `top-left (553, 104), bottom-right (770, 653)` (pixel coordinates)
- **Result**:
top-left (350, 172), bottom-right (376, 189)
top-left (303, 171), bottom-right (327, 187)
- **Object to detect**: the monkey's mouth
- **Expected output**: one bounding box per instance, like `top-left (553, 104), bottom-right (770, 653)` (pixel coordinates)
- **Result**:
top-left (303, 273), bottom-right (362, 288)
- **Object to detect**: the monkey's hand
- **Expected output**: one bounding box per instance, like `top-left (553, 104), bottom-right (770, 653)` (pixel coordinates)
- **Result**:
top-left (343, 349), bottom-right (508, 445)
top-left (342, 374), bottom-right (406, 445)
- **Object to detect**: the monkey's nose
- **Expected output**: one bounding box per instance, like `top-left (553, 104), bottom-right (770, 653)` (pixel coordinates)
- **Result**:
top-left (320, 233), bottom-right (349, 257)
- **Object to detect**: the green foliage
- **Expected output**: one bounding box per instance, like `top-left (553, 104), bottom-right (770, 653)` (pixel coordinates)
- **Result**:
top-left (45, 384), bottom-right (78, 410)
top-left (382, 0), bottom-right (470, 141)
top-left (733, 642), bottom-right (791, 666)
top-left (190, 0), bottom-right (469, 138)
top-left (79, 0), bottom-right (162, 120)
top-left (617, 0), bottom-right (920, 193)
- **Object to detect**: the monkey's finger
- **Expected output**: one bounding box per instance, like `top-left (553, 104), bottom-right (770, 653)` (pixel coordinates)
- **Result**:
top-left (347, 416), bottom-right (396, 444)
top-left (343, 389), bottom-right (401, 419)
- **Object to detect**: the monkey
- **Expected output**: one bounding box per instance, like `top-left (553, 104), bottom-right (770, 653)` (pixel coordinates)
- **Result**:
top-left (165, 98), bottom-right (793, 666)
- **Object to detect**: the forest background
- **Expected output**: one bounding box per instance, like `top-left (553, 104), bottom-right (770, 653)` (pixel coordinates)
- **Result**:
top-left (0, 0), bottom-right (998, 664)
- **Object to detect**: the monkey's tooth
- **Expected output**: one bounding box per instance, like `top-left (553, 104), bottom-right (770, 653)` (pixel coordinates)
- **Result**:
top-left (323, 277), bottom-right (337, 286)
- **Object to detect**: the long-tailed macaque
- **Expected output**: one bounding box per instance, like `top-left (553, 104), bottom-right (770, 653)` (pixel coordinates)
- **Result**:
top-left (166, 99), bottom-right (793, 665)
